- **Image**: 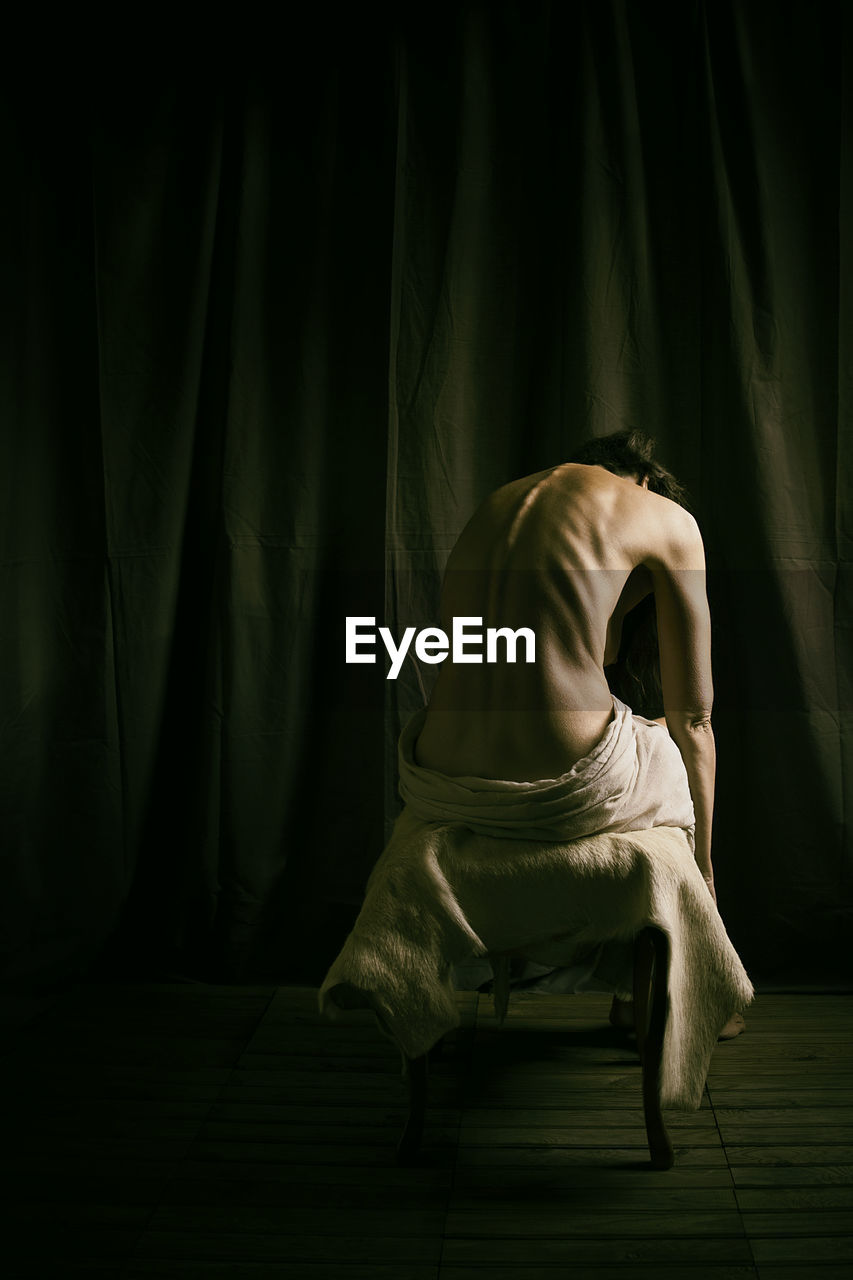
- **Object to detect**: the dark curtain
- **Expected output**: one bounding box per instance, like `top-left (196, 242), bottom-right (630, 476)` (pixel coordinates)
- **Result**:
top-left (1, 1), bottom-right (850, 1016)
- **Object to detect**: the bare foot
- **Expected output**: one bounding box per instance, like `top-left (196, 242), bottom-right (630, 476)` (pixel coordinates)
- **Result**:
top-left (608, 995), bottom-right (635, 1031)
top-left (718, 1011), bottom-right (746, 1040)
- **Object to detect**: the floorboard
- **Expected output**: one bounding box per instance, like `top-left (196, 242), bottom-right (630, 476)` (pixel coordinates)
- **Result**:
top-left (2, 986), bottom-right (851, 1277)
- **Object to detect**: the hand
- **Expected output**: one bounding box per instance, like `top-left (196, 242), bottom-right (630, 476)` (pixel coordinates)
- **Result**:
top-left (695, 858), bottom-right (716, 902)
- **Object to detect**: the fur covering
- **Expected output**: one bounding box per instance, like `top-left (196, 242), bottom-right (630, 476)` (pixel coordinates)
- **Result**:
top-left (320, 699), bottom-right (752, 1110)
top-left (319, 810), bottom-right (754, 1110)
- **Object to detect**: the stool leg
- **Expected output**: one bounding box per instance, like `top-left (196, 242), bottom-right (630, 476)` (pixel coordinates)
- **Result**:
top-left (397, 1053), bottom-right (428, 1164)
top-left (633, 926), bottom-right (674, 1170)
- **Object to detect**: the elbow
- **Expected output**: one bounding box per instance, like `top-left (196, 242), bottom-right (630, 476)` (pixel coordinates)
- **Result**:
top-left (667, 694), bottom-right (713, 735)
top-left (669, 710), bottom-right (714, 745)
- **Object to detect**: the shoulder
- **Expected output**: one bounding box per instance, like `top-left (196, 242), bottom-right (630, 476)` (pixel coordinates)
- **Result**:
top-left (635, 493), bottom-right (705, 572)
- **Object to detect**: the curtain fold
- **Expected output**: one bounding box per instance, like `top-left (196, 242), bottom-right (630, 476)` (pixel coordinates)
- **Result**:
top-left (1, 2), bottom-right (850, 1009)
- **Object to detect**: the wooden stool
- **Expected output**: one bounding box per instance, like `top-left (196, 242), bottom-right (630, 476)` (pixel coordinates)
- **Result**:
top-left (397, 924), bottom-right (674, 1171)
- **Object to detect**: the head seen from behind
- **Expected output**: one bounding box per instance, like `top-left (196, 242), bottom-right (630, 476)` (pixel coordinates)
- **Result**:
top-left (569, 428), bottom-right (690, 510)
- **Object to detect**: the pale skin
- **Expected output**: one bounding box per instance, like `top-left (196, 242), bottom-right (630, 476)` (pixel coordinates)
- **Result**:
top-left (416, 462), bottom-right (716, 891)
top-left (414, 462), bottom-right (744, 1038)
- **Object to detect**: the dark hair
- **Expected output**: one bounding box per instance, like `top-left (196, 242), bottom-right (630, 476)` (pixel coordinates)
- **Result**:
top-left (569, 430), bottom-right (691, 718)
top-left (569, 428), bottom-right (691, 510)
top-left (605, 596), bottom-right (663, 718)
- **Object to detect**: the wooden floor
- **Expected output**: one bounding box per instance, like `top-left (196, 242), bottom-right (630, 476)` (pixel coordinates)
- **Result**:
top-left (2, 984), bottom-right (852, 1279)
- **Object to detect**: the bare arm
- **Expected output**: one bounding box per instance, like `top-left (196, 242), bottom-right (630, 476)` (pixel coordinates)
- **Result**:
top-left (645, 511), bottom-right (716, 898)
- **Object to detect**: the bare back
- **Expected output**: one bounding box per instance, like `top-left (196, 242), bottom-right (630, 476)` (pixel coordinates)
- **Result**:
top-left (415, 463), bottom-right (711, 781)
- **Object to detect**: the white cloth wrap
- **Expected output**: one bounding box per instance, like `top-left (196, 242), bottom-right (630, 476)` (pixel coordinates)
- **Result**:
top-left (398, 697), bottom-right (695, 846)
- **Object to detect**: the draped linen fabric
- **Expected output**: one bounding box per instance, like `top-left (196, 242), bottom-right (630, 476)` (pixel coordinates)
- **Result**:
top-left (1, 1), bottom-right (850, 1013)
